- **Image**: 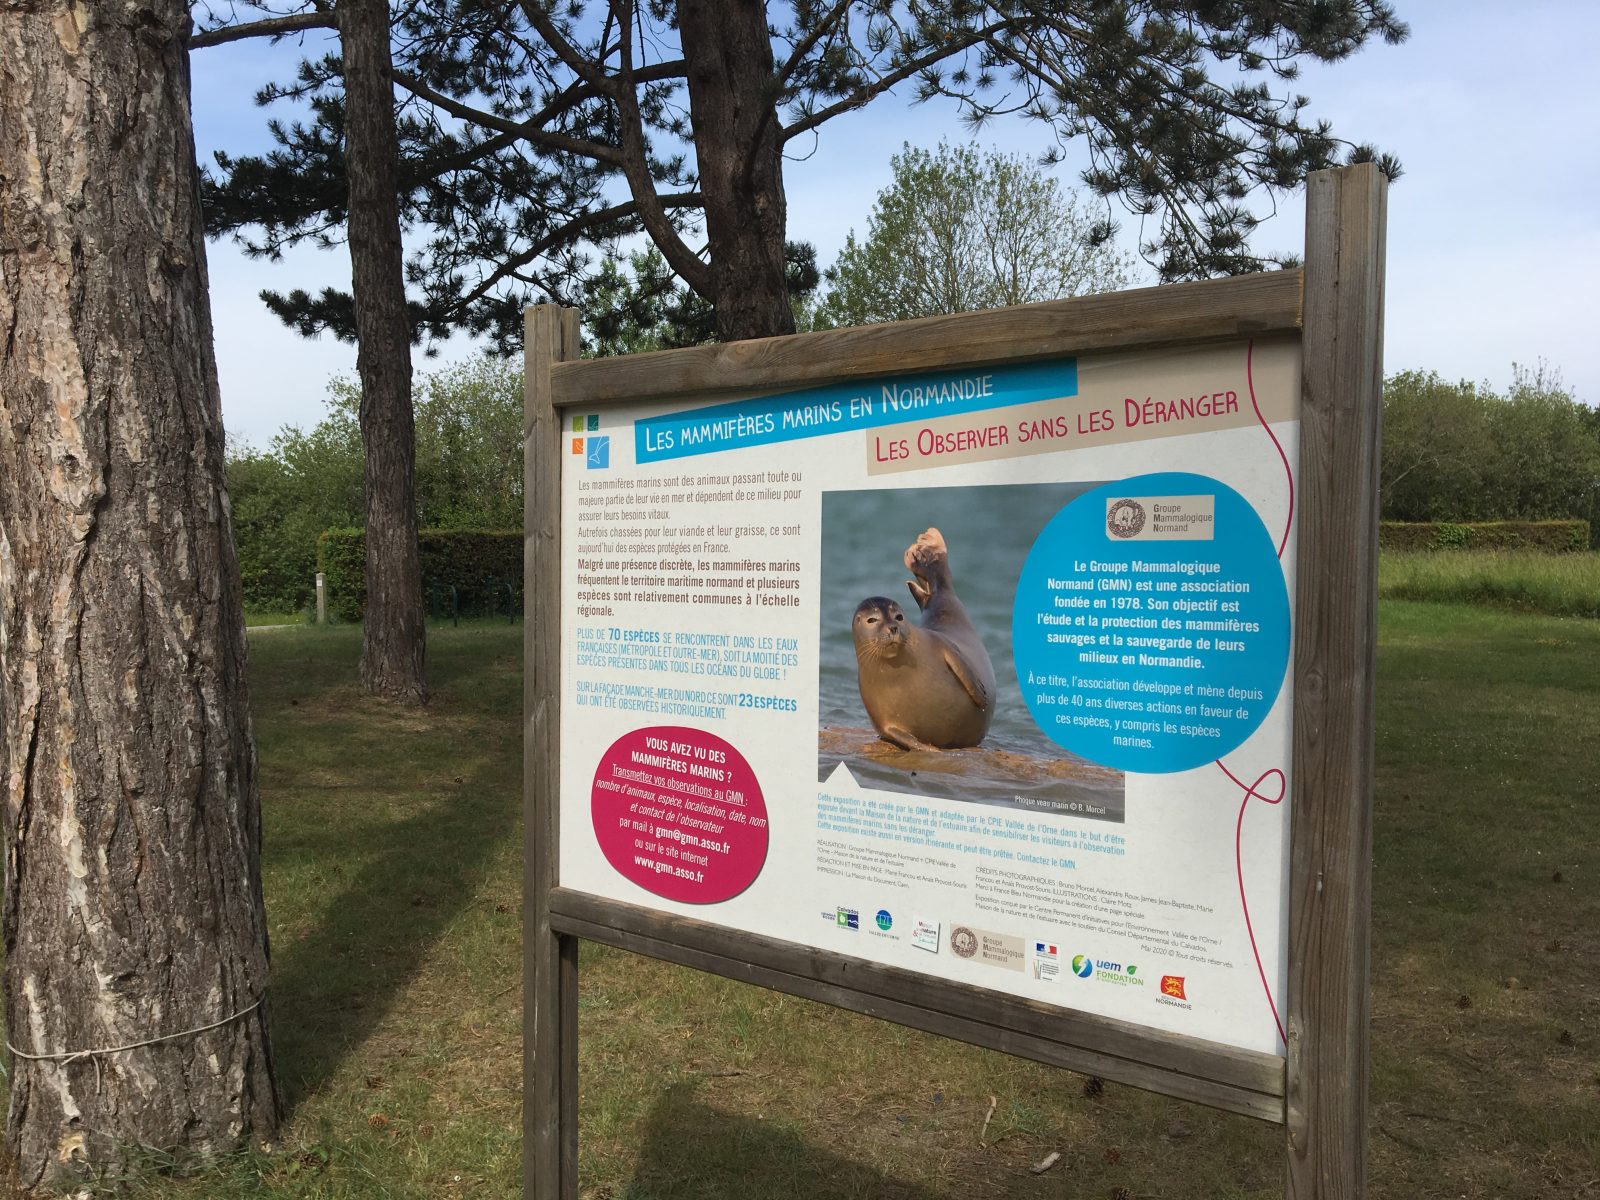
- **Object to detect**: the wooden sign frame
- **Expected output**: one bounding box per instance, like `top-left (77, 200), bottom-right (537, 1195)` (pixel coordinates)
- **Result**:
top-left (524, 163), bottom-right (1385, 1199)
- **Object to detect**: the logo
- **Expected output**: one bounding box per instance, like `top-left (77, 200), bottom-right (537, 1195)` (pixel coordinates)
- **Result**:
top-left (570, 437), bottom-right (584, 455)
top-left (875, 909), bottom-right (893, 932)
top-left (1072, 954), bottom-right (1094, 978)
top-left (1161, 975), bottom-right (1187, 1000)
top-left (586, 414), bottom-right (600, 432)
top-left (950, 925), bottom-right (978, 959)
top-left (910, 918), bottom-right (940, 953)
top-left (836, 907), bottom-right (859, 930)
top-left (1093, 958), bottom-right (1146, 987)
top-left (1032, 942), bottom-right (1060, 982)
top-left (1106, 498), bottom-right (1145, 538)
top-left (585, 435), bottom-right (610, 470)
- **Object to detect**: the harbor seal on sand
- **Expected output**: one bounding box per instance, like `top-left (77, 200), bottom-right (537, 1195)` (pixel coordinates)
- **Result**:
top-left (852, 528), bottom-right (996, 751)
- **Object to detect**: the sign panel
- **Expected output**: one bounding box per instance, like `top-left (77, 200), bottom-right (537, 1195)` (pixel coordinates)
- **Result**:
top-left (559, 336), bottom-right (1302, 1056)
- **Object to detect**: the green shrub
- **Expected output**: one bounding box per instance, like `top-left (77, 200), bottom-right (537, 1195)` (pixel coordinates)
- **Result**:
top-left (1378, 520), bottom-right (1589, 554)
top-left (317, 528), bottom-right (522, 622)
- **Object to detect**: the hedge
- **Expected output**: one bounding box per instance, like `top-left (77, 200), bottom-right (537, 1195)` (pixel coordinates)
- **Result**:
top-left (1378, 520), bottom-right (1590, 554)
top-left (317, 528), bottom-right (522, 622)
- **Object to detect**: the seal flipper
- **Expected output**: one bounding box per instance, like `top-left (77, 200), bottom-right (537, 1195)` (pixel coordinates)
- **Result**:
top-left (904, 528), bottom-right (954, 603)
top-left (941, 644), bottom-right (991, 710)
top-left (879, 723), bottom-right (941, 752)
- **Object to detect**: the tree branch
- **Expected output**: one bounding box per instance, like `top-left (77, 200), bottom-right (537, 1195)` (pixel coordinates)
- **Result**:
top-left (391, 69), bottom-right (625, 166)
top-left (777, 22), bottom-right (1003, 145)
top-left (190, 11), bottom-right (337, 50)
top-left (774, 0), bottom-right (856, 85)
top-left (442, 191), bottom-right (703, 317)
top-left (610, 0), bottom-right (712, 295)
top-left (517, 0), bottom-right (614, 92)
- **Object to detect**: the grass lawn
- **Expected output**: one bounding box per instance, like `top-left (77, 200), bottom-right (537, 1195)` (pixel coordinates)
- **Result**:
top-left (245, 609), bottom-right (313, 628)
top-left (1380, 548), bottom-right (1600, 618)
top-left (4, 602), bottom-right (1597, 1198)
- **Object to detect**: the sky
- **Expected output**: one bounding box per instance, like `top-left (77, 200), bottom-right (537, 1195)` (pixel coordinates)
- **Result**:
top-left (190, 2), bottom-right (1600, 447)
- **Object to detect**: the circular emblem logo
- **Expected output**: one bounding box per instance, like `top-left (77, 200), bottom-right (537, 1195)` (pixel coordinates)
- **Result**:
top-left (1107, 498), bottom-right (1146, 538)
top-left (950, 926), bottom-right (978, 959)
top-left (1072, 954), bottom-right (1094, 978)
top-left (875, 909), bottom-right (893, 931)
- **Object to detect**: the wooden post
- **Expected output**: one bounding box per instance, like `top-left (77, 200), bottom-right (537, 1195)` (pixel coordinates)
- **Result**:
top-left (1285, 163), bottom-right (1387, 1197)
top-left (315, 572), bottom-right (327, 624)
top-left (524, 304), bottom-right (582, 1200)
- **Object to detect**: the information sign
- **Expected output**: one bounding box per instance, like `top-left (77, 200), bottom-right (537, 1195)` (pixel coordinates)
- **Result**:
top-left (526, 164), bottom-right (1386, 1200)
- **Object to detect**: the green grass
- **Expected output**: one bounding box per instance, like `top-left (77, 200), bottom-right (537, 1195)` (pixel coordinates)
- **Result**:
top-left (1380, 548), bottom-right (1600, 618)
top-left (246, 608), bottom-right (311, 627)
top-left (3, 602), bottom-right (1596, 1198)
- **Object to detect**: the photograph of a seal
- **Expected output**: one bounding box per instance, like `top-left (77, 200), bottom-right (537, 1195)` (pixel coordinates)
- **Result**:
top-left (852, 528), bottom-right (996, 751)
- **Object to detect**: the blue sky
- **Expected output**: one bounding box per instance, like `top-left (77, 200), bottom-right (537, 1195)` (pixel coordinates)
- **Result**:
top-left (192, 2), bottom-right (1600, 446)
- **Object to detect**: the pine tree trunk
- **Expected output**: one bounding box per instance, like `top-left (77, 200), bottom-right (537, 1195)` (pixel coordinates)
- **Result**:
top-left (0, 1), bottom-right (279, 1187)
top-left (340, 0), bottom-right (427, 704)
top-left (679, 0), bottom-right (796, 342)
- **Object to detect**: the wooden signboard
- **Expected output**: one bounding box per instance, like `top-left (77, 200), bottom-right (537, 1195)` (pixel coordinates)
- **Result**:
top-left (525, 163), bottom-right (1385, 1198)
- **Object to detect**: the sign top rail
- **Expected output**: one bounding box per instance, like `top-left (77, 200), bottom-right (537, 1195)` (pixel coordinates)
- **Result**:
top-left (548, 270), bottom-right (1304, 411)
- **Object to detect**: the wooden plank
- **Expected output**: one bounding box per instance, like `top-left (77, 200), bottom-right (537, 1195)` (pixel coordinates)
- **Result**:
top-left (549, 887), bottom-right (1285, 1121)
top-left (548, 270), bottom-right (1304, 410)
top-left (524, 305), bottom-right (582, 1200)
top-left (1285, 165), bottom-right (1387, 1198)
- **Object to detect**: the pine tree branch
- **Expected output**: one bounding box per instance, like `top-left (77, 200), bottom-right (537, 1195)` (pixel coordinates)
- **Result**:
top-left (190, 11), bottom-right (337, 50)
top-left (774, 0), bottom-right (856, 85)
top-left (777, 20), bottom-right (1005, 145)
top-left (442, 191), bottom-right (702, 317)
top-left (391, 69), bottom-right (625, 166)
top-left (516, 0), bottom-right (615, 93)
top-left (611, 0), bottom-right (712, 296)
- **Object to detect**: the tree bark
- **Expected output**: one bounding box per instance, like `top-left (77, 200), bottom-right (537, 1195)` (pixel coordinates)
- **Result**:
top-left (340, 0), bottom-right (428, 703)
top-left (0, 1), bottom-right (280, 1188)
top-left (678, 0), bottom-right (795, 342)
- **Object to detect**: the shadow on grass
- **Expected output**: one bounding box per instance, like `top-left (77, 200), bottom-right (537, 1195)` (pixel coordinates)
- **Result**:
top-left (265, 781), bottom-right (513, 1111)
top-left (248, 625), bottom-right (522, 1113)
top-left (620, 1083), bottom-right (946, 1200)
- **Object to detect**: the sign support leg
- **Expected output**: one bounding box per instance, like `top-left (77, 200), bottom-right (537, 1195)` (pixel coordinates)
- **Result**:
top-left (1285, 163), bottom-right (1387, 1199)
top-left (525, 304), bottom-right (583, 1200)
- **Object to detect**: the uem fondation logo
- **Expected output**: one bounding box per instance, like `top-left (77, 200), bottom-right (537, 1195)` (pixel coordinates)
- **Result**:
top-left (1071, 954), bottom-right (1093, 978)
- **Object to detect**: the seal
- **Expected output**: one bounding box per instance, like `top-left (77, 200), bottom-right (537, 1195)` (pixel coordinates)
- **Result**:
top-left (852, 527), bottom-right (996, 751)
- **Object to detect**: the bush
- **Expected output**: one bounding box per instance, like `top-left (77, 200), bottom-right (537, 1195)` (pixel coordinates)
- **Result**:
top-left (1379, 521), bottom-right (1589, 554)
top-left (317, 528), bottom-right (522, 622)
top-left (1381, 364), bottom-right (1600, 525)
top-left (227, 357), bottom-right (524, 614)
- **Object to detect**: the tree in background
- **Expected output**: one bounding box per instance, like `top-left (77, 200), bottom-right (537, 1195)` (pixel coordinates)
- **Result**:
top-left (0, 1), bottom-right (278, 1186)
top-left (339, 0), bottom-right (428, 703)
top-left (1380, 370), bottom-right (1495, 521)
top-left (227, 423), bottom-right (365, 615)
top-left (1484, 363), bottom-right (1600, 523)
top-left (200, 1), bottom-right (1405, 346)
top-left (228, 357), bottom-right (526, 614)
top-left (820, 141), bottom-right (1139, 326)
top-left (195, 0), bottom-right (472, 703)
top-left (1381, 364), bottom-right (1600, 525)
